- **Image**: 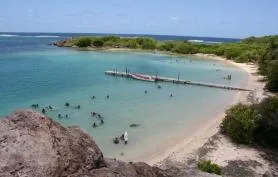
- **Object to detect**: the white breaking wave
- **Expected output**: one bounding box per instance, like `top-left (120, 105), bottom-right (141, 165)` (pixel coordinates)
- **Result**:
top-left (188, 39), bottom-right (204, 43)
top-left (33, 35), bottom-right (60, 38)
top-left (0, 34), bottom-right (60, 38)
top-left (188, 40), bottom-right (223, 44)
top-left (205, 41), bottom-right (223, 44)
top-left (0, 34), bottom-right (18, 37)
top-left (120, 36), bottom-right (138, 39)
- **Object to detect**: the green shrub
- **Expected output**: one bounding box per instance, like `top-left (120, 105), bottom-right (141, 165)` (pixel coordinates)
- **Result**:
top-left (221, 97), bottom-right (278, 148)
top-left (92, 39), bottom-right (104, 47)
top-left (102, 36), bottom-right (120, 42)
top-left (198, 160), bottom-right (221, 175)
top-left (158, 42), bottom-right (175, 51)
top-left (140, 38), bottom-right (157, 49)
top-left (221, 103), bottom-right (257, 144)
top-left (266, 60), bottom-right (278, 92)
top-left (75, 37), bottom-right (92, 47)
top-left (253, 97), bottom-right (278, 147)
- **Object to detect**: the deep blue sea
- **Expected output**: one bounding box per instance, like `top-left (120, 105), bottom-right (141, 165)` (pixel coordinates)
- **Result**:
top-left (0, 32), bottom-right (240, 52)
top-left (0, 33), bottom-right (246, 162)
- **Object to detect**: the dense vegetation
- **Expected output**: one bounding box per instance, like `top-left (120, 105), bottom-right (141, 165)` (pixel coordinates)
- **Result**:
top-left (221, 97), bottom-right (278, 148)
top-left (198, 160), bottom-right (221, 175)
top-left (60, 35), bottom-right (278, 92)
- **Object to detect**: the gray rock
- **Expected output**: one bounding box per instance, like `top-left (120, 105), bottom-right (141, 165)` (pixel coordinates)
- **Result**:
top-left (0, 110), bottom-right (175, 177)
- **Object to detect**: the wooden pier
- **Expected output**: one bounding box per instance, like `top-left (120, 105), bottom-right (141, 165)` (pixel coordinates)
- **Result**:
top-left (105, 70), bottom-right (252, 91)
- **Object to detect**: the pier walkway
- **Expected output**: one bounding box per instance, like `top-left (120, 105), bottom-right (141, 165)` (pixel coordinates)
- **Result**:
top-left (105, 70), bottom-right (252, 91)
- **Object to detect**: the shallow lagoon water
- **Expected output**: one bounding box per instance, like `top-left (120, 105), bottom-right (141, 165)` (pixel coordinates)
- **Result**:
top-left (0, 48), bottom-right (248, 161)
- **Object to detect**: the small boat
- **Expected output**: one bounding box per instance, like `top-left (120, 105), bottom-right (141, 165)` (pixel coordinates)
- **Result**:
top-left (131, 73), bottom-right (155, 82)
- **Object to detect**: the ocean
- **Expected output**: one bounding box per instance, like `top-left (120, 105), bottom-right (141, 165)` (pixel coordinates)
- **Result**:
top-left (0, 33), bottom-right (246, 161)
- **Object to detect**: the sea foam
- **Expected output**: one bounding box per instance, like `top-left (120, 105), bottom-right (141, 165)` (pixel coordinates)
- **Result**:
top-left (0, 34), bottom-right (18, 37)
top-left (33, 35), bottom-right (60, 38)
top-left (188, 39), bottom-right (204, 43)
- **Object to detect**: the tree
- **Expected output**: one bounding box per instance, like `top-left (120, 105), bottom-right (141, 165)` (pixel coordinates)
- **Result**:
top-left (158, 42), bottom-right (175, 51)
top-left (92, 39), bottom-right (104, 47)
top-left (102, 36), bottom-right (120, 42)
top-left (266, 60), bottom-right (278, 92)
top-left (75, 38), bottom-right (92, 47)
top-left (141, 38), bottom-right (157, 49)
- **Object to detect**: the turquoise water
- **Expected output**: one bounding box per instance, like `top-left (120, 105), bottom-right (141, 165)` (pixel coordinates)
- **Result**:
top-left (0, 41), bottom-right (248, 161)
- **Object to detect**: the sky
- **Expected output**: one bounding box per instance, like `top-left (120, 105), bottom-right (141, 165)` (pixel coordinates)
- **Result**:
top-left (0, 0), bottom-right (277, 38)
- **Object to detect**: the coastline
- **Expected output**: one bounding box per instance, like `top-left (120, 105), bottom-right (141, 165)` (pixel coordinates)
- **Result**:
top-left (144, 53), bottom-right (267, 166)
top-left (60, 45), bottom-right (274, 174)
top-left (70, 46), bottom-right (268, 166)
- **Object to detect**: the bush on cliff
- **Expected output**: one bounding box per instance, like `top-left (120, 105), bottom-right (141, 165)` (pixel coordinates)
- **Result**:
top-left (266, 60), bottom-right (278, 92)
top-left (221, 103), bottom-right (257, 144)
top-left (198, 160), bottom-right (221, 175)
top-left (253, 97), bottom-right (278, 148)
top-left (221, 97), bottom-right (278, 148)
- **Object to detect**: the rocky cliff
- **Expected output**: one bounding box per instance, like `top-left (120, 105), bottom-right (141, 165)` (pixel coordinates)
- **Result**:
top-left (0, 110), bottom-right (171, 177)
top-left (0, 110), bottom-right (218, 177)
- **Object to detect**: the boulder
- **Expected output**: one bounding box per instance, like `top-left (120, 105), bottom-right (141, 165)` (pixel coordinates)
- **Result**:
top-left (0, 110), bottom-right (173, 177)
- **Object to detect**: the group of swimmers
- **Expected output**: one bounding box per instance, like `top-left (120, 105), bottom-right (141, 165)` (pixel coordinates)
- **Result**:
top-left (145, 89), bottom-right (173, 97)
top-left (91, 95), bottom-right (110, 100)
top-left (113, 131), bottom-right (128, 145)
top-left (31, 102), bottom-right (79, 119)
top-left (65, 102), bottom-right (81, 109)
top-left (31, 104), bottom-right (56, 115)
top-left (58, 114), bottom-right (69, 119)
top-left (91, 112), bottom-right (104, 128)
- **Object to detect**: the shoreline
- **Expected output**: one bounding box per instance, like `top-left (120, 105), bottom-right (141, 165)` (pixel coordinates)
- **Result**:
top-left (62, 46), bottom-right (270, 170)
top-left (144, 53), bottom-right (267, 166)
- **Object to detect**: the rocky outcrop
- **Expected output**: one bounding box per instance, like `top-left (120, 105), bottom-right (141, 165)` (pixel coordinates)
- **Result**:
top-left (0, 110), bottom-right (174, 177)
top-left (53, 39), bottom-right (72, 47)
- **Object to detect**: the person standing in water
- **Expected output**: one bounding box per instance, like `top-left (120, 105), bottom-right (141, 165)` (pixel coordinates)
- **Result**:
top-left (124, 131), bottom-right (128, 145)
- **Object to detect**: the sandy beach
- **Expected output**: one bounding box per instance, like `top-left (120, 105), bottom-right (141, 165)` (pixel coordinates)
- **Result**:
top-left (144, 53), bottom-right (276, 176)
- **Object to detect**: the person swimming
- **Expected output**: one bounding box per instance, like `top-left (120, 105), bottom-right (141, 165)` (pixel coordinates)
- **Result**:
top-left (91, 96), bottom-right (95, 99)
top-left (100, 119), bottom-right (104, 124)
top-left (124, 131), bottom-right (128, 145)
top-left (91, 112), bottom-right (96, 117)
top-left (97, 114), bottom-right (102, 119)
top-left (58, 114), bottom-right (62, 119)
top-left (113, 137), bottom-right (119, 144)
top-left (92, 122), bottom-right (97, 128)
top-left (42, 108), bottom-right (46, 114)
top-left (170, 93), bottom-right (173, 97)
top-left (106, 95), bottom-right (110, 99)
top-left (31, 104), bottom-right (39, 109)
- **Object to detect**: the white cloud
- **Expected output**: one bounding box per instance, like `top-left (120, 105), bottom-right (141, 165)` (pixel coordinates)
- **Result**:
top-left (27, 9), bottom-right (33, 13)
top-left (170, 16), bottom-right (179, 21)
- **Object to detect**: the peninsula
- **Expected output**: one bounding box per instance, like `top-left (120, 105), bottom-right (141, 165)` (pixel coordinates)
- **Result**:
top-left (54, 35), bottom-right (278, 93)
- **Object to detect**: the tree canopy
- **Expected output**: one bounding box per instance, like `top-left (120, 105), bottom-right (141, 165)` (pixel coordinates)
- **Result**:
top-left (74, 37), bottom-right (92, 48)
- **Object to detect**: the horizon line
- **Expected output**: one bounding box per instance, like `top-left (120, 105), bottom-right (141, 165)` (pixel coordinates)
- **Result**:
top-left (0, 31), bottom-right (243, 39)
